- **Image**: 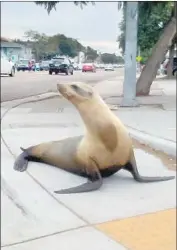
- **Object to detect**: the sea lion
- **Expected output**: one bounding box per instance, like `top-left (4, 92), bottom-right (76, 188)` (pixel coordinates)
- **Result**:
top-left (14, 82), bottom-right (175, 194)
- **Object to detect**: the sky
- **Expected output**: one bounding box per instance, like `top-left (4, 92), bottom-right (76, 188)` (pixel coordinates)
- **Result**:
top-left (1, 1), bottom-right (123, 54)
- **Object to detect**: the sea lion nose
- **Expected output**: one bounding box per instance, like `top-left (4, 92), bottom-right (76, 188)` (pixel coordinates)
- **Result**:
top-left (57, 83), bottom-right (64, 91)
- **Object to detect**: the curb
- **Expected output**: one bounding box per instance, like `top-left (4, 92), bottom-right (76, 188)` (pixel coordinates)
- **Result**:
top-left (127, 126), bottom-right (176, 158)
top-left (1, 92), bottom-right (60, 107)
top-left (1, 74), bottom-right (167, 106)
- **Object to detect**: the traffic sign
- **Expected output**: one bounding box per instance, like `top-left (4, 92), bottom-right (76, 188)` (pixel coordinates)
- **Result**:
top-left (136, 56), bottom-right (142, 62)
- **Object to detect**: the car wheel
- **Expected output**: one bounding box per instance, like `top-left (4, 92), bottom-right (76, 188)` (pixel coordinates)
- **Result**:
top-left (55, 71), bottom-right (58, 75)
top-left (70, 70), bottom-right (73, 75)
top-left (49, 71), bottom-right (52, 75)
top-left (65, 69), bottom-right (69, 75)
top-left (9, 67), bottom-right (15, 77)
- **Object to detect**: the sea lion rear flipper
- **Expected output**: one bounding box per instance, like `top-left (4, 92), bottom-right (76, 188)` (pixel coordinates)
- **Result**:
top-left (54, 157), bottom-right (103, 194)
top-left (124, 152), bottom-right (175, 182)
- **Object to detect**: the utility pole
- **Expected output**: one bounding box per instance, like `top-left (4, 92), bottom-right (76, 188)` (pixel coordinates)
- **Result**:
top-left (121, 2), bottom-right (138, 107)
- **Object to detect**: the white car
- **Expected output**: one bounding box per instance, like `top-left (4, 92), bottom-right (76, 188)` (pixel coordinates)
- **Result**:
top-left (104, 65), bottom-right (114, 71)
top-left (1, 55), bottom-right (15, 77)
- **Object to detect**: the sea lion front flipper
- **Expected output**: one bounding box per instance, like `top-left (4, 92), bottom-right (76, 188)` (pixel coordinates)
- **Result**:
top-left (54, 179), bottom-right (102, 194)
top-left (54, 157), bottom-right (103, 194)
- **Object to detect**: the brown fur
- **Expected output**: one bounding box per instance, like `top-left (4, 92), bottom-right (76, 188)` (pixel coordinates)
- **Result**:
top-left (97, 123), bottom-right (118, 152)
top-left (57, 82), bottom-right (132, 168)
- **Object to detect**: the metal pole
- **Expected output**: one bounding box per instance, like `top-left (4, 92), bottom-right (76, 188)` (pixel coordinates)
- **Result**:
top-left (121, 1), bottom-right (138, 107)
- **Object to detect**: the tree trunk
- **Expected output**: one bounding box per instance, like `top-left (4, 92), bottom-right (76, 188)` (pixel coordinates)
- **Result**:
top-left (167, 44), bottom-right (175, 78)
top-left (136, 17), bottom-right (176, 96)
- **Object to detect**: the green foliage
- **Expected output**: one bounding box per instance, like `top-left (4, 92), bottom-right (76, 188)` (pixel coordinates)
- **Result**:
top-left (117, 2), bottom-right (175, 59)
top-left (101, 53), bottom-right (124, 64)
top-left (35, 1), bottom-right (95, 14)
top-left (19, 30), bottom-right (98, 61)
top-left (85, 46), bottom-right (98, 61)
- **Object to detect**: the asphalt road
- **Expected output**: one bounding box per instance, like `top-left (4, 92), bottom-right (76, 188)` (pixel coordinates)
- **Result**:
top-left (1, 69), bottom-right (124, 102)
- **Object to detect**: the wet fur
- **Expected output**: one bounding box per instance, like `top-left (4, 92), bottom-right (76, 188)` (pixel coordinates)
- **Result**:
top-left (13, 82), bottom-right (175, 194)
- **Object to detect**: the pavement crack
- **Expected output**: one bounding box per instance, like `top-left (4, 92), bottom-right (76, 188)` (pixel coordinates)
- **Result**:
top-left (1, 225), bottom-right (87, 248)
top-left (1, 177), bottom-right (32, 217)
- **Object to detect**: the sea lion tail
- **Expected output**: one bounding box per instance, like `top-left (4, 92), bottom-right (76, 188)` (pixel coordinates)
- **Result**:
top-left (13, 147), bottom-right (29, 172)
top-left (125, 151), bottom-right (175, 183)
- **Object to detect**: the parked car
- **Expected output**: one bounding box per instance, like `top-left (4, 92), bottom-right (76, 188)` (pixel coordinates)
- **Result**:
top-left (172, 56), bottom-right (177, 76)
top-left (72, 63), bottom-right (79, 70)
top-left (34, 63), bottom-right (40, 71)
top-left (82, 63), bottom-right (96, 72)
top-left (77, 63), bottom-right (83, 70)
top-left (39, 61), bottom-right (50, 71)
top-left (1, 55), bottom-right (15, 77)
top-left (105, 64), bottom-right (114, 71)
top-left (17, 59), bottom-right (29, 71)
top-left (49, 57), bottom-right (73, 75)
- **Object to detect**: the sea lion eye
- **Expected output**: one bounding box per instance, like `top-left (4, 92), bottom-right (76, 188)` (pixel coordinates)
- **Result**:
top-left (71, 84), bottom-right (78, 90)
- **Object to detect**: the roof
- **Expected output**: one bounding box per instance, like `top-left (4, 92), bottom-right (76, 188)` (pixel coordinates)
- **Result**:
top-left (1, 41), bottom-right (25, 49)
top-left (0, 37), bottom-right (12, 42)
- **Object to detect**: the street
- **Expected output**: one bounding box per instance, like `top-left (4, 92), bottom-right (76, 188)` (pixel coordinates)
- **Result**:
top-left (1, 69), bottom-right (123, 102)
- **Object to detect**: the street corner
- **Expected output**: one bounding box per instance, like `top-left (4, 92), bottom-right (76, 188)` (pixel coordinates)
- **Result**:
top-left (96, 208), bottom-right (176, 250)
top-left (2, 227), bottom-right (127, 250)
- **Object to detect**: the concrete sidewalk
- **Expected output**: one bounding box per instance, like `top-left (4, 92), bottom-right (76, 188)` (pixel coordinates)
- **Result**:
top-left (1, 79), bottom-right (176, 249)
top-left (94, 77), bottom-right (176, 157)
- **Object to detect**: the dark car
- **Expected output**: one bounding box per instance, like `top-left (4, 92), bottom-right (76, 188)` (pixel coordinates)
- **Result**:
top-left (49, 57), bottom-right (73, 75)
top-left (17, 59), bottom-right (29, 71)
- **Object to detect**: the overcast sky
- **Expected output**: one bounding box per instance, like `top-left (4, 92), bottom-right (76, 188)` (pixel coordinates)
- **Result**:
top-left (1, 1), bottom-right (123, 54)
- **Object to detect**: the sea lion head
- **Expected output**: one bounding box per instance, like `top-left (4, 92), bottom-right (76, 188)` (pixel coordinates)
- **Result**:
top-left (57, 82), bottom-right (94, 105)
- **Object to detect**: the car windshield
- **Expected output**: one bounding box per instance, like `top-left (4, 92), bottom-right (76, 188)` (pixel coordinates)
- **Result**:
top-left (19, 60), bottom-right (28, 65)
top-left (84, 63), bottom-right (92, 66)
top-left (41, 61), bottom-right (49, 65)
top-left (52, 58), bottom-right (65, 64)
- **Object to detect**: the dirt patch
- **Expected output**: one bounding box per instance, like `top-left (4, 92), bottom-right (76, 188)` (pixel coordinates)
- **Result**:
top-left (132, 138), bottom-right (176, 171)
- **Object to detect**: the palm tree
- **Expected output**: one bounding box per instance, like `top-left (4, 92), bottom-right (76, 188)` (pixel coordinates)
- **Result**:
top-left (35, 1), bottom-right (95, 14)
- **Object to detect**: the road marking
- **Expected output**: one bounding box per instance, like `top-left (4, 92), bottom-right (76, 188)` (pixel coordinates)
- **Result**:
top-left (96, 209), bottom-right (176, 250)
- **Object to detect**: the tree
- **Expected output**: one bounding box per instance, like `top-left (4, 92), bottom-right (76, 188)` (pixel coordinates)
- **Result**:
top-left (136, 3), bottom-right (176, 95)
top-left (18, 30), bottom-right (95, 61)
top-left (85, 46), bottom-right (98, 61)
top-left (35, 1), bottom-right (95, 14)
top-left (118, 1), bottom-right (176, 95)
top-left (118, 2), bottom-right (174, 57)
top-left (101, 53), bottom-right (124, 64)
top-left (24, 30), bottom-right (49, 60)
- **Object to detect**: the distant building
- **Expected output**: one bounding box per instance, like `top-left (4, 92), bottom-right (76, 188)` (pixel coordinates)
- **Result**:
top-left (0, 38), bottom-right (33, 63)
top-left (78, 51), bottom-right (85, 63)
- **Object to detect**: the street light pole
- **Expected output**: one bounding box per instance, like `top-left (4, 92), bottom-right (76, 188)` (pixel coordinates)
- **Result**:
top-left (121, 1), bottom-right (138, 107)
